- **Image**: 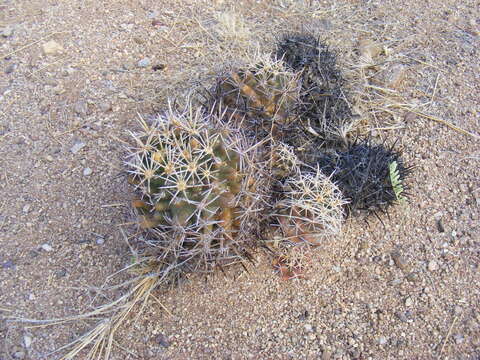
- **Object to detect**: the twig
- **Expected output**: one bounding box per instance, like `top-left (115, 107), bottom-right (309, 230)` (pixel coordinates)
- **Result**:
top-left (101, 203), bottom-right (126, 208)
top-left (439, 316), bottom-right (458, 358)
top-left (430, 73), bottom-right (440, 104)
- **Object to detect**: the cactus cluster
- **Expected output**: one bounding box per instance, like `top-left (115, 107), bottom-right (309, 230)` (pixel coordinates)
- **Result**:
top-left (127, 104), bottom-right (266, 275)
top-left (127, 32), bottom-right (412, 280)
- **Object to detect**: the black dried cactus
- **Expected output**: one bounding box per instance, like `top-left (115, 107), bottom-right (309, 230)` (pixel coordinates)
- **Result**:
top-left (314, 140), bottom-right (412, 215)
top-left (276, 33), bottom-right (357, 148)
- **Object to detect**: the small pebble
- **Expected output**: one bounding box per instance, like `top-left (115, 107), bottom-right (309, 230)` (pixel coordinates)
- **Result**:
top-left (55, 269), bottom-right (67, 278)
top-left (406, 272), bottom-right (420, 282)
top-left (83, 167), bottom-right (92, 176)
top-left (147, 10), bottom-right (159, 19)
top-left (22, 204), bottom-right (31, 214)
top-left (453, 334), bottom-right (464, 344)
top-left (321, 350), bottom-right (332, 360)
top-left (2, 260), bottom-right (15, 269)
top-left (41, 244), bottom-right (53, 252)
top-left (304, 324), bottom-right (313, 333)
top-left (53, 84), bottom-right (65, 95)
top-left (152, 63), bottom-right (166, 71)
top-left (42, 40), bottom-right (63, 55)
top-left (74, 100), bottom-right (88, 116)
top-left (378, 336), bottom-right (387, 345)
top-left (405, 297), bottom-right (413, 307)
top-left (98, 101), bottom-right (112, 112)
top-left (5, 63), bottom-right (16, 74)
top-left (12, 350), bottom-right (25, 359)
top-left (391, 250), bottom-right (409, 271)
top-left (96, 237), bottom-right (105, 245)
top-left (390, 278), bottom-right (403, 286)
top-left (1, 26), bottom-right (14, 37)
top-left (23, 335), bottom-right (32, 348)
top-left (137, 58), bottom-right (151, 68)
top-left (45, 155), bottom-right (54, 162)
top-left (436, 219), bottom-right (445, 233)
top-left (156, 333), bottom-right (170, 348)
top-left (70, 142), bottom-right (86, 154)
top-left (395, 311), bottom-right (408, 322)
top-left (428, 260), bottom-right (439, 272)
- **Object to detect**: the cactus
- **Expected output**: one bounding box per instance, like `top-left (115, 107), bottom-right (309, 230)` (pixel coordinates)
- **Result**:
top-left (206, 55), bottom-right (303, 139)
top-left (127, 103), bottom-right (267, 275)
top-left (277, 33), bottom-right (357, 147)
top-left (273, 167), bottom-right (346, 246)
top-left (314, 140), bottom-right (412, 215)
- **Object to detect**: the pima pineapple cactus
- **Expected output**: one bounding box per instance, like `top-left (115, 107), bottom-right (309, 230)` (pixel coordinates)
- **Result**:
top-left (273, 168), bottom-right (346, 245)
top-left (127, 103), bottom-right (266, 274)
top-left (207, 55), bottom-right (302, 138)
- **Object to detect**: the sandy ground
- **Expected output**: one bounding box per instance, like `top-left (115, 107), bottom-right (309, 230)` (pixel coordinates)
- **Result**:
top-left (1, 0), bottom-right (479, 359)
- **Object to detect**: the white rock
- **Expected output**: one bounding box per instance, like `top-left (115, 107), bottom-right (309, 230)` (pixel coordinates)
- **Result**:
top-left (378, 336), bottom-right (387, 345)
top-left (83, 167), bottom-right (92, 176)
top-left (1, 26), bottom-right (14, 37)
top-left (137, 58), bottom-right (151, 68)
top-left (42, 40), bottom-right (64, 55)
top-left (70, 142), bottom-right (86, 154)
top-left (23, 335), bottom-right (32, 348)
top-left (41, 244), bottom-right (53, 252)
top-left (428, 260), bottom-right (439, 271)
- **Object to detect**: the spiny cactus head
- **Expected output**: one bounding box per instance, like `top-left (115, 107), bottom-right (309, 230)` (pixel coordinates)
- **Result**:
top-left (272, 242), bottom-right (310, 280)
top-left (205, 55), bottom-right (303, 135)
top-left (126, 103), bottom-right (268, 275)
top-left (315, 140), bottom-right (412, 216)
top-left (270, 141), bottom-right (300, 178)
top-left (274, 168), bottom-right (346, 245)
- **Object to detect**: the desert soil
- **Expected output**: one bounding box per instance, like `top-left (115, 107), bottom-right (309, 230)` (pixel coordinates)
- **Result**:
top-left (1, 0), bottom-right (479, 359)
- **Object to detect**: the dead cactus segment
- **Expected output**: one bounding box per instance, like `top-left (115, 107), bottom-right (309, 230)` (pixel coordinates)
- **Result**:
top-left (314, 140), bottom-right (413, 215)
top-left (276, 33), bottom-right (358, 147)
